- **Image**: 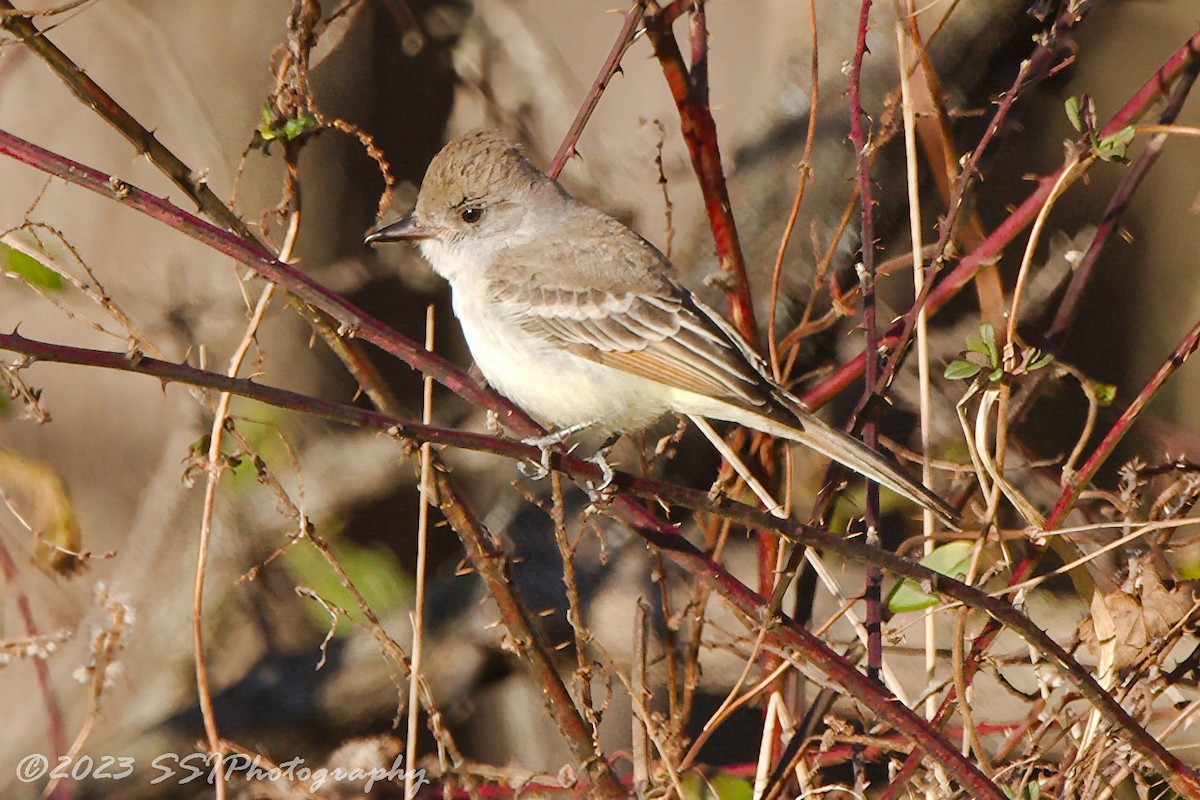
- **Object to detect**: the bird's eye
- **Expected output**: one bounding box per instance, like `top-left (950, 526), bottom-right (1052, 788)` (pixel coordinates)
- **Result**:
top-left (460, 207), bottom-right (483, 224)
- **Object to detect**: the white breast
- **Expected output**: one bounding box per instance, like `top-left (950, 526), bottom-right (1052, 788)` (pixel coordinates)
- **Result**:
top-left (448, 279), bottom-right (670, 433)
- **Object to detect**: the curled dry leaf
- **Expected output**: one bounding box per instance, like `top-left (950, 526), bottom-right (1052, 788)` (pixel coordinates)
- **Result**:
top-left (0, 448), bottom-right (84, 576)
top-left (1079, 557), bottom-right (1194, 672)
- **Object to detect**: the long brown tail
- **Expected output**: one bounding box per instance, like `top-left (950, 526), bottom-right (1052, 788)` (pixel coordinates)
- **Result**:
top-left (713, 394), bottom-right (962, 528)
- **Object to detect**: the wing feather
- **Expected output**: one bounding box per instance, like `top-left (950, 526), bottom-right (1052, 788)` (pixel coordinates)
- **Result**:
top-left (493, 274), bottom-right (770, 406)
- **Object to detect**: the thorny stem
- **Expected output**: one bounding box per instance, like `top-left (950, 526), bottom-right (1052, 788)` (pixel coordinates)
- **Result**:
top-left (0, 0), bottom-right (399, 414)
top-left (767, 6), bottom-right (1072, 649)
top-left (0, 12), bottom-right (498, 792)
top-left (804, 24), bottom-right (1200, 411)
top-left (4, 90), bottom-right (1194, 786)
top-left (4, 330), bottom-right (1197, 796)
top-left (7, 17), bottom-right (1200, 796)
top-left (546, 1), bottom-right (647, 180)
top-left (0, 1), bottom-right (253, 241)
top-left (0, 127), bottom-right (526, 423)
top-left (847, 0), bottom-right (885, 691)
top-left (881, 23), bottom-right (1200, 799)
top-left (645, 5), bottom-right (758, 344)
top-left (1045, 47), bottom-right (1200, 348)
top-left (436, 474), bottom-right (626, 799)
top-left (1048, 316), bottom-right (1200, 528)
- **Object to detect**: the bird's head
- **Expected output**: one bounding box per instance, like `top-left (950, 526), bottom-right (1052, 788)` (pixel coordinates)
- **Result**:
top-left (365, 130), bottom-right (561, 277)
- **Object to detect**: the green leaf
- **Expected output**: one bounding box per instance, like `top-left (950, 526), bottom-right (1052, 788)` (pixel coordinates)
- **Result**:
top-left (1094, 383), bottom-right (1117, 406)
top-left (944, 359), bottom-right (982, 380)
top-left (282, 110), bottom-right (317, 141)
top-left (1065, 96), bottom-right (1083, 132)
top-left (981, 323), bottom-right (998, 366)
top-left (887, 541), bottom-right (974, 613)
top-left (1097, 125), bottom-right (1136, 162)
top-left (966, 323), bottom-right (998, 368)
top-left (1104, 125), bottom-right (1136, 149)
top-left (1, 242), bottom-right (63, 291)
top-left (1027, 351), bottom-right (1055, 371)
top-left (285, 535), bottom-right (410, 630)
top-left (682, 772), bottom-right (754, 800)
top-left (257, 102), bottom-right (278, 142)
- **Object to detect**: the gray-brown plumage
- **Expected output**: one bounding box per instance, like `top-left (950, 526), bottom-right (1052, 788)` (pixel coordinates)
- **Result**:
top-left (367, 129), bottom-right (959, 527)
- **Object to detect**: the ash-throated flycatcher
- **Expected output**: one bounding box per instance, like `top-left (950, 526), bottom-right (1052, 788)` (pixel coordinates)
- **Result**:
top-left (366, 129), bottom-right (958, 527)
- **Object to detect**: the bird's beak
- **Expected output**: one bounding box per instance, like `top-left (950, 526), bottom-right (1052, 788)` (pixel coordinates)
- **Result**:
top-left (364, 215), bottom-right (438, 245)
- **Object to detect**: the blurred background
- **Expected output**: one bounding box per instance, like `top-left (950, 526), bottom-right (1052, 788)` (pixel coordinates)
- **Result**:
top-left (2, 1), bottom-right (1200, 797)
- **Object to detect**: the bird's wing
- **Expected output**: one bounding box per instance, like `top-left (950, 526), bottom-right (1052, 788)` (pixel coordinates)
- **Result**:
top-left (489, 256), bottom-right (963, 529)
top-left (491, 274), bottom-right (772, 408)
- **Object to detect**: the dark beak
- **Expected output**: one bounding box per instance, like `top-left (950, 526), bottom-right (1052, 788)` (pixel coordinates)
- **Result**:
top-left (364, 215), bottom-right (438, 245)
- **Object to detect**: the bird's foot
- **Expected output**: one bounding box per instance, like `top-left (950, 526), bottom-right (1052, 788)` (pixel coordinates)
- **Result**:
top-left (517, 449), bottom-right (553, 481)
top-left (519, 420), bottom-right (597, 481)
top-left (584, 433), bottom-right (621, 504)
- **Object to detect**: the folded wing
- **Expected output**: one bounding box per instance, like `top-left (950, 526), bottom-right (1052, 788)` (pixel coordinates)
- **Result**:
top-left (493, 275), bottom-right (776, 408)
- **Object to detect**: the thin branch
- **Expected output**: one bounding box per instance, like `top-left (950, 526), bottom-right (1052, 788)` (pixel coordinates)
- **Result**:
top-left (193, 212), bottom-right (295, 798)
top-left (1045, 50), bottom-right (1200, 347)
top-left (5, 330), bottom-right (1196, 796)
top-left (0, 0), bottom-right (92, 19)
top-left (0, 0), bottom-right (254, 242)
top-left (645, 6), bottom-right (757, 344)
top-left (546, 1), bottom-right (647, 180)
top-left (766, 0), bottom-right (819, 382)
top-left (803, 25), bottom-right (1200, 411)
top-left (0, 127), bottom-right (527, 426)
top-left (824, 21), bottom-right (1200, 800)
top-left (0, 339), bottom-right (1005, 799)
top-left (0, 0), bottom-right (400, 415)
top-left (847, 0), bottom-right (885, 691)
top-left (406, 305), bottom-right (436, 800)
top-left (1047, 314), bottom-right (1200, 527)
top-left (434, 472), bottom-right (626, 799)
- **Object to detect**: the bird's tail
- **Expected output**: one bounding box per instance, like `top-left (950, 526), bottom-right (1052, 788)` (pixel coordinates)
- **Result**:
top-left (705, 393), bottom-right (962, 529)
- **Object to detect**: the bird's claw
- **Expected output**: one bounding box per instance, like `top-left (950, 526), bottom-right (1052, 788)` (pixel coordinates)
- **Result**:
top-left (585, 452), bottom-right (616, 502)
top-left (518, 446), bottom-right (554, 481)
top-left (584, 440), bottom-right (619, 505)
top-left (519, 421), bottom-right (597, 482)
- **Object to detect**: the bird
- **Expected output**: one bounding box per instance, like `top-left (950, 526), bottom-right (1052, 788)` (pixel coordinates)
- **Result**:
top-left (366, 129), bottom-right (959, 528)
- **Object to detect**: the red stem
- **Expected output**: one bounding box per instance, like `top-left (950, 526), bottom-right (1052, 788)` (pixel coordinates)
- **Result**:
top-left (0, 127), bottom-right (536, 432)
top-left (645, 10), bottom-right (758, 344)
top-left (1047, 316), bottom-right (1200, 527)
top-left (5, 328), bottom-right (1194, 794)
top-left (846, 0), bottom-right (887, 692)
top-left (545, 1), bottom-right (647, 180)
top-left (804, 26), bottom-right (1200, 413)
top-left (0, 539), bottom-right (69, 799)
top-left (1045, 47), bottom-right (1200, 347)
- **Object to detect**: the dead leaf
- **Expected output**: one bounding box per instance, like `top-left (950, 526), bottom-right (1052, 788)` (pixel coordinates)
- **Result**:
top-left (0, 449), bottom-right (85, 576)
top-left (1079, 557), bottom-right (1193, 672)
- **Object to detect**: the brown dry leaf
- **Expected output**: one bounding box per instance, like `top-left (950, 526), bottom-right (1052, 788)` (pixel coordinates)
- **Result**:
top-left (0, 449), bottom-right (84, 576)
top-left (1079, 558), bottom-right (1193, 672)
